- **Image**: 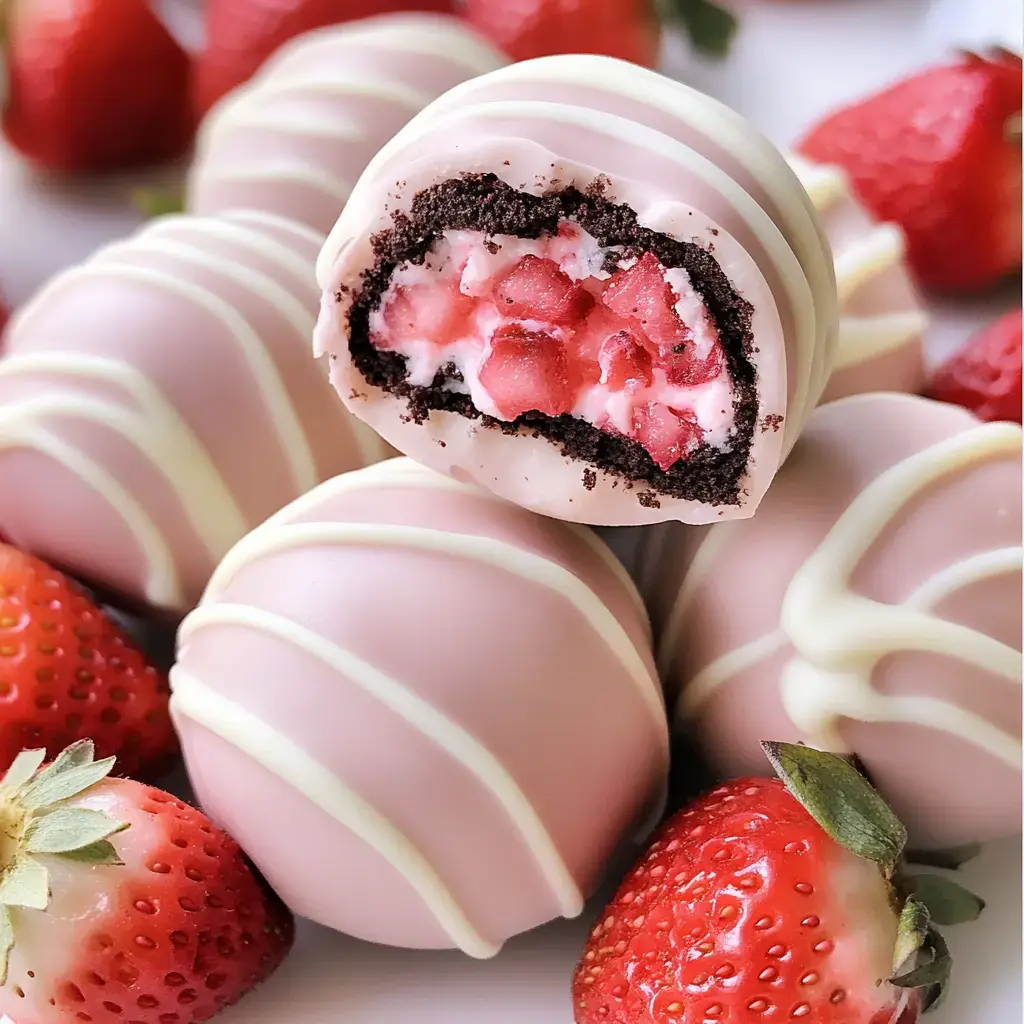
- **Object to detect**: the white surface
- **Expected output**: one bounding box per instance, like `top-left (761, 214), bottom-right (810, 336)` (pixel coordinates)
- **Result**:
top-left (0, 1), bottom-right (1020, 1022)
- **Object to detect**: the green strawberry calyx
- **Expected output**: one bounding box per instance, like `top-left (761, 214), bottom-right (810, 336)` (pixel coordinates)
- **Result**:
top-left (657, 0), bottom-right (739, 59)
top-left (760, 741), bottom-right (984, 1013)
top-left (0, 740), bottom-right (129, 984)
top-left (131, 188), bottom-right (185, 219)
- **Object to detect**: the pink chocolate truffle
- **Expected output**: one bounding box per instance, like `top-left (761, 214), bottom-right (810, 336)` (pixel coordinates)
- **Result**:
top-left (170, 457), bottom-right (668, 956)
top-left (0, 210), bottom-right (390, 613)
top-left (187, 13), bottom-right (507, 235)
top-left (314, 55), bottom-right (840, 528)
top-left (789, 155), bottom-right (928, 403)
top-left (639, 392), bottom-right (1022, 848)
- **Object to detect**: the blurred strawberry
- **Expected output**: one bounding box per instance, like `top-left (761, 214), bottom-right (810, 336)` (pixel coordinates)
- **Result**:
top-left (1, 0), bottom-right (195, 173)
top-left (460, 0), bottom-right (738, 67)
top-left (928, 309), bottom-right (1022, 423)
top-left (799, 51), bottom-right (1023, 293)
top-left (194, 0), bottom-right (455, 115)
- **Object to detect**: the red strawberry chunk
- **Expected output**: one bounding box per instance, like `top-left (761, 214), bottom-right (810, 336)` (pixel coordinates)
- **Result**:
top-left (602, 252), bottom-right (692, 353)
top-left (665, 346), bottom-right (723, 388)
top-left (379, 280), bottom-right (478, 349)
top-left (632, 402), bottom-right (702, 471)
top-left (599, 331), bottom-right (653, 390)
top-left (494, 255), bottom-right (594, 325)
top-left (479, 325), bottom-right (580, 419)
top-left (928, 309), bottom-right (1022, 423)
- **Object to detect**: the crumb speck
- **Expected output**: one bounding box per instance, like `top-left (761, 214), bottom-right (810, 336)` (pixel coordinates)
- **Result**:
top-left (761, 414), bottom-right (784, 434)
top-left (582, 468), bottom-right (597, 491)
top-left (637, 490), bottom-right (661, 510)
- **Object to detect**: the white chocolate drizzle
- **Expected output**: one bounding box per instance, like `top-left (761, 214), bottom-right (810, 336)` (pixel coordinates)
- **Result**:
top-left (176, 602), bottom-right (585, 921)
top-left (204, 521), bottom-right (665, 739)
top-left (169, 669), bottom-right (501, 958)
top-left (172, 460), bottom-right (667, 948)
top-left (0, 216), bottom-right (347, 607)
top-left (259, 457), bottom-right (651, 636)
top-left (670, 421), bottom-right (1023, 766)
top-left (788, 156), bottom-right (928, 371)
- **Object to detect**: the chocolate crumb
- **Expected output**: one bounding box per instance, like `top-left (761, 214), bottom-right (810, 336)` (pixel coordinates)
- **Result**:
top-left (582, 468), bottom-right (597, 491)
top-left (345, 173), bottom-right (757, 505)
top-left (761, 414), bottom-right (784, 433)
top-left (483, 239), bottom-right (501, 255)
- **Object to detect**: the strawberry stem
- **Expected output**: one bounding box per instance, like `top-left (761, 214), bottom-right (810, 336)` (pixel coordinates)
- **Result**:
top-left (657, 0), bottom-right (739, 59)
top-left (0, 740), bottom-right (128, 982)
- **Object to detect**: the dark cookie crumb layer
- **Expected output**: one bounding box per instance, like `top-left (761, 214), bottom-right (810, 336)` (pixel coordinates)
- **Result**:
top-left (345, 173), bottom-right (758, 505)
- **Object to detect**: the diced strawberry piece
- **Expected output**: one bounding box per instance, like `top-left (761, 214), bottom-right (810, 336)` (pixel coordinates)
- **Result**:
top-left (494, 255), bottom-right (594, 326)
top-left (378, 280), bottom-right (478, 349)
top-left (664, 346), bottom-right (723, 388)
top-left (599, 331), bottom-right (653, 390)
top-left (479, 325), bottom-right (580, 420)
top-left (632, 402), bottom-right (702, 471)
top-left (602, 252), bottom-right (692, 353)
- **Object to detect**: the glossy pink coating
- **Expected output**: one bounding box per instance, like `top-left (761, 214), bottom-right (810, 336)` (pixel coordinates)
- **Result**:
top-left (639, 393), bottom-right (1022, 848)
top-left (170, 458), bottom-right (668, 955)
top-left (0, 211), bottom-right (390, 613)
top-left (315, 55), bottom-right (839, 527)
top-left (188, 13), bottom-right (507, 235)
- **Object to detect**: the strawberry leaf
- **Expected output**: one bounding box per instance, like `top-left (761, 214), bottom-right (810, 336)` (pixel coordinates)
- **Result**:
top-left (0, 906), bottom-right (12, 987)
top-left (25, 808), bottom-right (129, 855)
top-left (0, 749), bottom-right (47, 793)
top-left (0, 856), bottom-right (49, 910)
top-left (760, 741), bottom-right (907, 873)
top-left (61, 839), bottom-right (124, 866)
top-left (28, 738), bottom-right (96, 789)
top-left (891, 926), bottom-right (952, 998)
top-left (901, 874), bottom-right (985, 926)
top-left (905, 844), bottom-right (982, 870)
top-left (892, 895), bottom-right (930, 974)
top-left (18, 754), bottom-right (117, 811)
top-left (658, 0), bottom-right (739, 59)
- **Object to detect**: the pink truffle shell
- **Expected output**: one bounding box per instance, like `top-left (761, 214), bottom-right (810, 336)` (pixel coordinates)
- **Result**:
top-left (787, 157), bottom-right (927, 403)
top-left (0, 211), bottom-right (389, 612)
top-left (170, 459), bottom-right (667, 955)
top-left (640, 392), bottom-right (1022, 848)
top-left (188, 14), bottom-right (507, 235)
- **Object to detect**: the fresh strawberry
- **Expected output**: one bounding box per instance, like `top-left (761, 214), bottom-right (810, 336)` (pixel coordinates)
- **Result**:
top-left (574, 742), bottom-right (977, 1024)
top-left (0, 740), bottom-right (293, 1022)
top-left (479, 324), bottom-right (580, 419)
top-left (0, 294), bottom-right (9, 338)
top-left (460, 0), bottom-right (738, 68)
top-left (0, 544), bottom-right (177, 780)
top-left (1, 0), bottom-right (195, 173)
top-left (798, 51), bottom-right (1023, 293)
top-left (194, 0), bottom-right (454, 115)
top-left (928, 308), bottom-right (1022, 423)
top-left (494, 255), bottom-right (595, 326)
